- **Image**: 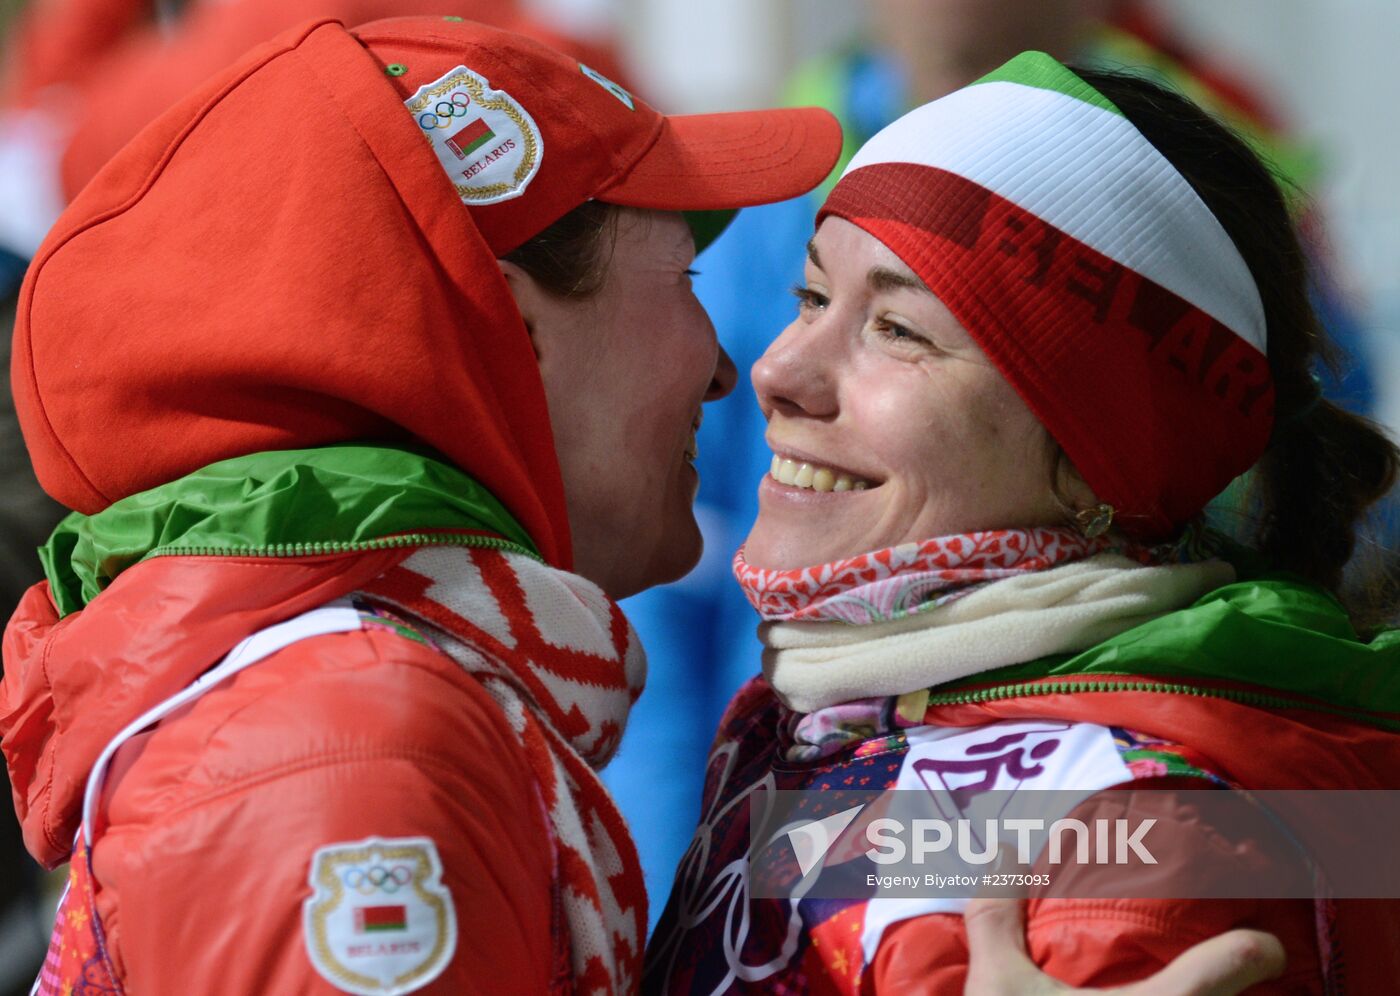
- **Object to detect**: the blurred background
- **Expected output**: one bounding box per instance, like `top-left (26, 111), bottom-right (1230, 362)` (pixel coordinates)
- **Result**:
top-left (0, 0), bottom-right (1396, 988)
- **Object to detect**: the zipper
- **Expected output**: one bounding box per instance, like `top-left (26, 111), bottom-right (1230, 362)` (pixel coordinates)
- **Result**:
top-left (924, 676), bottom-right (1399, 730)
top-left (146, 531), bottom-right (542, 562)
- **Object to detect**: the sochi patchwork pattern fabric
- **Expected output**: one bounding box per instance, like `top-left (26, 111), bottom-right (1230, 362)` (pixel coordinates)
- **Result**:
top-left (34, 837), bottom-right (122, 996)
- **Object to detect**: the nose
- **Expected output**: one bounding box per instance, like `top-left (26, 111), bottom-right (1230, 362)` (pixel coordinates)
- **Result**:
top-left (751, 318), bottom-right (838, 420)
top-left (704, 344), bottom-right (738, 402)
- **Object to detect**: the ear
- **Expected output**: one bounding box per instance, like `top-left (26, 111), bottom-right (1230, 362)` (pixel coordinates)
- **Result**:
top-left (497, 258), bottom-right (542, 340)
top-left (496, 258), bottom-right (582, 366)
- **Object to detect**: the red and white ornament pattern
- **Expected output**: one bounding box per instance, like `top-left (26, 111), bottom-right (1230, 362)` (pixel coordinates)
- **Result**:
top-left (361, 546), bottom-right (646, 996)
top-left (734, 527), bottom-right (1141, 623)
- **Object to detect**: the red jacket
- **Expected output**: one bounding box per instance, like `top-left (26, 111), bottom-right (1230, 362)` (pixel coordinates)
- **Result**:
top-left (900, 686), bottom-right (1400, 993)
top-left (854, 693), bottom-right (1349, 993)
top-left (2, 550), bottom-right (562, 993)
top-left (645, 652), bottom-right (1400, 995)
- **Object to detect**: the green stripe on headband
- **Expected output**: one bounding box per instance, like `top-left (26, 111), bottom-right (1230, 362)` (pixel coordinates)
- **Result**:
top-left (972, 50), bottom-right (1123, 117)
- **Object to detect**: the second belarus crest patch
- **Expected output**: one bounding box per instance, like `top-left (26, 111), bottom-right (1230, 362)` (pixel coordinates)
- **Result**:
top-left (405, 65), bottom-right (543, 206)
top-left (303, 836), bottom-right (456, 995)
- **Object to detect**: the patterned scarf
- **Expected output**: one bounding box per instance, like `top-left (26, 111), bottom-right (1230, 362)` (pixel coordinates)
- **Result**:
top-left (733, 526), bottom-right (1225, 761)
top-left (733, 526), bottom-right (1134, 624)
top-left (360, 545), bottom-right (647, 996)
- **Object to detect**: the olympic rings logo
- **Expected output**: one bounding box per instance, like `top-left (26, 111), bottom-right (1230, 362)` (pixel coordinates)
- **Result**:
top-left (342, 864), bottom-right (414, 895)
top-left (418, 92), bottom-right (473, 130)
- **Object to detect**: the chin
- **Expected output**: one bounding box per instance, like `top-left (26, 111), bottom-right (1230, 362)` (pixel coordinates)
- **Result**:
top-left (743, 522), bottom-right (820, 572)
top-left (626, 519), bottom-right (705, 598)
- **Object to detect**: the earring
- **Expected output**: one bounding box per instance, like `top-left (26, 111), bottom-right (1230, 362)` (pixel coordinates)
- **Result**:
top-left (1074, 503), bottom-right (1115, 539)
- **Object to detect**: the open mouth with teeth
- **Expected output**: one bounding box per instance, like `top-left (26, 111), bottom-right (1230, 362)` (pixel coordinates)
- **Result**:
top-left (769, 454), bottom-right (876, 493)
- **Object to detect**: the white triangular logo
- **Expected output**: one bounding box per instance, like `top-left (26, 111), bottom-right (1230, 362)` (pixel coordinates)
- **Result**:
top-left (785, 804), bottom-right (865, 877)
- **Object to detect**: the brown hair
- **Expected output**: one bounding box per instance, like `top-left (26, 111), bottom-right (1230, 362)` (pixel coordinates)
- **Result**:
top-left (1071, 67), bottom-right (1398, 625)
top-left (501, 200), bottom-right (622, 299)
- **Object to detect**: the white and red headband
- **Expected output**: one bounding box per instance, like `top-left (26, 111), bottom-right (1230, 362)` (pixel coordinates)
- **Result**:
top-left (818, 52), bottom-right (1272, 537)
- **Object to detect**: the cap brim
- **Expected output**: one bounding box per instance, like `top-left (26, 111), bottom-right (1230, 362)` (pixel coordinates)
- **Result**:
top-left (597, 106), bottom-right (842, 211)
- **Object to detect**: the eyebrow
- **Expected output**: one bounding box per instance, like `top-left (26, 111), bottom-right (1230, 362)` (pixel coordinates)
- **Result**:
top-left (867, 266), bottom-right (929, 294)
top-left (806, 237), bottom-right (929, 295)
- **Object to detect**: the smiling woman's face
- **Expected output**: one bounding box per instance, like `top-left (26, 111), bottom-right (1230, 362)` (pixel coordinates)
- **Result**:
top-left (744, 216), bottom-right (1067, 570)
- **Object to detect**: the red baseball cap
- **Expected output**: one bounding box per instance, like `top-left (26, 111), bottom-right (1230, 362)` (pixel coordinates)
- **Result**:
top-left (14, 17), bottom-right (840, 569)
top-left (361, 16), bottom-right (840, 253)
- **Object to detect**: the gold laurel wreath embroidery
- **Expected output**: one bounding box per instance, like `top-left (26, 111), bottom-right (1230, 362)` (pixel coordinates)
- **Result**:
top-left (308, 842), bottom-right (452, 990)
top-left (408, 71), bottom-right (540, 201)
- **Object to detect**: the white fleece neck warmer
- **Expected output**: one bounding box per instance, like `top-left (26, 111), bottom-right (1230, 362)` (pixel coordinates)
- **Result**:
top-left (761, 552), bottom-right (1236, 713)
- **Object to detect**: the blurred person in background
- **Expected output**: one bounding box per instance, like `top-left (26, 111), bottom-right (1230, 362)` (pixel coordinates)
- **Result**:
top-left (605, 0), bottom-right (1393, 931)
top-left (0, 301), bottom-right (56, 996)
top-left (0, 0), bottom-right (632, 258)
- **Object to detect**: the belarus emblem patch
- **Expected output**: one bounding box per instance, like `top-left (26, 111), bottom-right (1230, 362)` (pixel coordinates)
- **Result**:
top-left (405, 65), bottom-right (542, 205)
top-left (303, 836), bottom-right (456, 995)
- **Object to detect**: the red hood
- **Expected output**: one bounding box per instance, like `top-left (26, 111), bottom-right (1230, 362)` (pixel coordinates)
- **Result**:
top-left (12, 18), bottom-right (573, 567)
top-left (0, 549), bottom-right (407, 867)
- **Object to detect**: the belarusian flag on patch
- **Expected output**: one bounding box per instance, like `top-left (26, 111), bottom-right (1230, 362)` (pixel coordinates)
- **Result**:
top-left (354, 905), bottom-right (408, 932)
top-left (446, 118), bottom-right (495, 160)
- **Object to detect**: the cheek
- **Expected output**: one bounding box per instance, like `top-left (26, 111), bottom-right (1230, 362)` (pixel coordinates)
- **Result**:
top-left (612, 316), bottom-right (708, 452)
top-left (652, 305), bottom-right (717, 405)
top-left (854, 373), bottom-right (987, 473)
top-left (619, 293), bottom-right (711, 375)
top-left (955, 381), bottom-right (1057, 497)
top-left (865, 371), bottom-right (1048, 488)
